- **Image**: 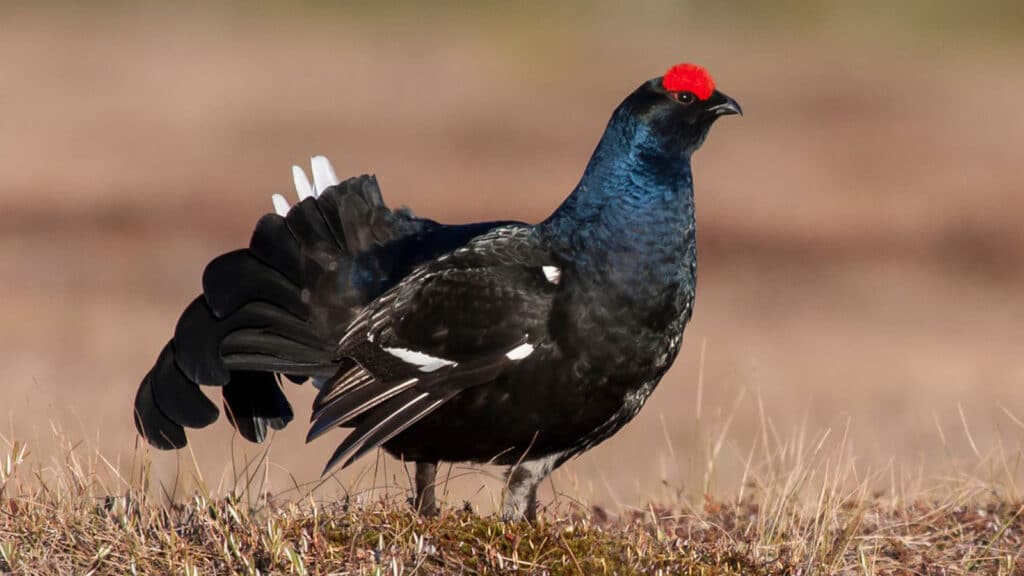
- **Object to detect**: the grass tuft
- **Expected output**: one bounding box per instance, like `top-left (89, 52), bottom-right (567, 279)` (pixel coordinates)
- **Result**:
top-left (2, 483), bottom-right (1023, 573)
top-left (2, 413), bottom-right (1024, 574)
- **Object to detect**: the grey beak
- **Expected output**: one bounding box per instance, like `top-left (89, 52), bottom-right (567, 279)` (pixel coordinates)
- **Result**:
top-left (707, 91), bottom-right (743, 117)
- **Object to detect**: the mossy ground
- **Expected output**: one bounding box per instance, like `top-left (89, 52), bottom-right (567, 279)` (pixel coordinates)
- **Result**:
top-left (2, 482), bottom-right (1022, 574)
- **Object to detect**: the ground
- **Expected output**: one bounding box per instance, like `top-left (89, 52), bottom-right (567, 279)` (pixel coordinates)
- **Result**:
top-left (1, 439), bottom-right (1022, 574)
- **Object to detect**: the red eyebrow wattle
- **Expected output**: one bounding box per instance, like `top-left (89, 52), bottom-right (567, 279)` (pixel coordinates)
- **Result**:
top-left (662, 63), bottom-right (715, 100)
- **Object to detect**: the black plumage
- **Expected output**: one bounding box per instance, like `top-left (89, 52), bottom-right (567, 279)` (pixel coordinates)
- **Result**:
top-left (133, 63), bottom-right (741, 520)
top-left (222, 371), bottom-right (293, 444)
top-left (148, 341), bottom-right (219, 429)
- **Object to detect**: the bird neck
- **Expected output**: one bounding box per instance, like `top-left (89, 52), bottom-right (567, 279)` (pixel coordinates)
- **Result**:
top-left (543, 107), bottom-right (696, 259)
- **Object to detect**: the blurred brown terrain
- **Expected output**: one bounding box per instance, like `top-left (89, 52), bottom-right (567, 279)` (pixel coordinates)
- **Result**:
top-left (1, 2), bottom-right (1022, 511)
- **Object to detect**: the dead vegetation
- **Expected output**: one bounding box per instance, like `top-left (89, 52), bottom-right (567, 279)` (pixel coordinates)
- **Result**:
top-left (2, 425), bottom-right (1023, 575)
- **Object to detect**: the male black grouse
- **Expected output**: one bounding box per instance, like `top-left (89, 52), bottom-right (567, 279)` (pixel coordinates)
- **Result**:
top-left (133, 63), bottom-right (741, 520)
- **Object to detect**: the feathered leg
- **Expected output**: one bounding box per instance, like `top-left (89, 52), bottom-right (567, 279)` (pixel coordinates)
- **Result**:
top-left (502, 454), bottom-right (561, 521)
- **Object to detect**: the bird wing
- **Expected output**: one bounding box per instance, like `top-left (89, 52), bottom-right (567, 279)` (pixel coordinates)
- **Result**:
top-left (308, 225), bottom-right (562, 473)
top-left (135, 156), bottom-right (511, 449)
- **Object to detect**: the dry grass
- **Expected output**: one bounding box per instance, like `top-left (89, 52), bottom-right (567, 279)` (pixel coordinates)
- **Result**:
top-left (7, 491), bottom-right (1024, 575)
top-left (2, 422), bottom-right (1023, 575)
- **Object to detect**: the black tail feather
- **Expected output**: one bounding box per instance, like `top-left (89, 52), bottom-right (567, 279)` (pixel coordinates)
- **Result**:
top-left (172, 297), bottom-right (230, 385)
top-left (148, 341), bottom-right (219, 429)
top-left (173, 297), bottom-right (335, 387)
top-left (222, 372), bottom-right (294, 443)
top-left (202, 250), bottom-right (308, 319)
top-left (135, 174), bottom-right (431, 450)
top-left (134, 369), bottom-right (188, 450)
top-left (220, 329), bottom-right (333, 363)
top-left (248, 213), bottom-right (303, 284)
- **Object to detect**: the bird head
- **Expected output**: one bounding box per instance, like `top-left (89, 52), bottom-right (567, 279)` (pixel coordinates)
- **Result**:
top-left (618, 63), bottom-right (742, 157)
top-left (547, 62), bottom-right (742, 226)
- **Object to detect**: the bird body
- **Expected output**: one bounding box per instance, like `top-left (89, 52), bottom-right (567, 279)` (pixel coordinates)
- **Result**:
top-left (133, 63), bottom-right (740, 520)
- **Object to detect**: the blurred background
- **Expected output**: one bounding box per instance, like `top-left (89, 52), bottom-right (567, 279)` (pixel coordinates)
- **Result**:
top-left (1, 1), bottom-right (1022, 511)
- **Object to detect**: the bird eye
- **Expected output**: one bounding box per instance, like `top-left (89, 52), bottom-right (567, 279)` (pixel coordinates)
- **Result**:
top-left (672, 91), bottom-right (696, 104)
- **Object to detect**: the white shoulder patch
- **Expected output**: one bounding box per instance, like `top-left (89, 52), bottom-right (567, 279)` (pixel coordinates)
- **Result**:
top-left (505, 343), bottom-right (535, 361)
top-left (383, 346), bottom-right (457, 373)
top-left (541, 266), bottom-right (561, 285)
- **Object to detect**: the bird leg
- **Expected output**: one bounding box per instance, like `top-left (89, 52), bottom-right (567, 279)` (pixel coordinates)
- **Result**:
top-left (502, 454), bottom-right (560, 521)
top-left (414, 461), bottom-right (439, 516)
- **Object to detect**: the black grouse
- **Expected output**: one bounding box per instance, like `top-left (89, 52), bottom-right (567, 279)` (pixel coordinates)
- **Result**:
top-left (133, 63), bottom-right (741, 520)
